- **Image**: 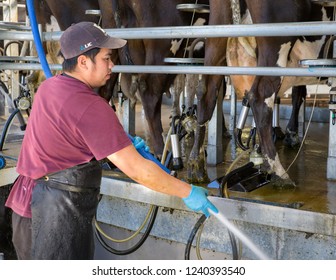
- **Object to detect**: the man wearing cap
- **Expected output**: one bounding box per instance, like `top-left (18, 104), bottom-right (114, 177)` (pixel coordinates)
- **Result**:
top-left (5, 22), bottom-right (218, 260)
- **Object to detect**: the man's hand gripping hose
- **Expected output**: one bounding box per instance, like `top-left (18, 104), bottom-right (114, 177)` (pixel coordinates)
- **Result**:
top-left (182, 185), bottom-right (219, 217)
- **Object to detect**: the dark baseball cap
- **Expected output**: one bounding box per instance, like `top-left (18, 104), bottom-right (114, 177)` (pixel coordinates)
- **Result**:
top-left (60, 21), bottom-right (127, 59)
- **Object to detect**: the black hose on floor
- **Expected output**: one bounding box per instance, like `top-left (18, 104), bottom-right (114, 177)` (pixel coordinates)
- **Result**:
top-left (184, 213), bottom-right (239, 260)
top-left (184, 214), bottom-right (206, 260)
top-left (94, 205), bottom-right (159, 255)
top-left (0, 108), bottom-right (20, 151)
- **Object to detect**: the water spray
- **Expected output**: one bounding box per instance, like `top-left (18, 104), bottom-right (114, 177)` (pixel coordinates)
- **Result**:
top-left (208, 207), bottom-right (269, 260)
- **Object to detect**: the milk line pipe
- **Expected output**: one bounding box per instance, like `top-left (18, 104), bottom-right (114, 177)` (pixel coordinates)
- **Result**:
top-left (208, 208), bottom-right (270, 260)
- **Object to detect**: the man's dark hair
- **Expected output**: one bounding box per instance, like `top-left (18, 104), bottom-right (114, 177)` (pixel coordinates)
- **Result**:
top-left (61, 47), bottom-right (101, 72)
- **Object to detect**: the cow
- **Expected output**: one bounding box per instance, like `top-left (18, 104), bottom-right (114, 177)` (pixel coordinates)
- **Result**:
top-left (198, 0), bottom-right (334, 186)
top-left (32, 0), bottom-right (100, 30)
top-left (97, 0), bottom-right (210, 162)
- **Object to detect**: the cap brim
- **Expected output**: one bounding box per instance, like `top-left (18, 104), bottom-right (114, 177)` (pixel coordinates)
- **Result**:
top-left (100, 37), bottom-right (127, 49)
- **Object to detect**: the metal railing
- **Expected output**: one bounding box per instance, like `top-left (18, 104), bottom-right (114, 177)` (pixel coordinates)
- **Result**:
top-left (0, 63), bottom-right (335, 77)
top-left (0, 21), bottom-right (336, 77)
top-left (1, 21), bottom-right (336, 40)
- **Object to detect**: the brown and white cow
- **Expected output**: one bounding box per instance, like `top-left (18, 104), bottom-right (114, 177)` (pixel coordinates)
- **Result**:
top-left (198, 0), bottom-right (333, 186)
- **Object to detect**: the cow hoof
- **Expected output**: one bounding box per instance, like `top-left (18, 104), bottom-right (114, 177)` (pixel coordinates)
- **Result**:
top-left (270, 175), bottom-right (296, 189)
top-left (283, 132), bottom-right (301, 148)
top-left (273, 127), bottom-right (285, 141)
top-left (186, 171), bottom-right (210, 184)
top-left (186, 162), bottom-right (210, 184)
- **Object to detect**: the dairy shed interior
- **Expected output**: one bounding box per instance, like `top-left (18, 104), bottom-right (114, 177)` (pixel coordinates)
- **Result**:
top-left (1, 0), bottom-right (336, 261)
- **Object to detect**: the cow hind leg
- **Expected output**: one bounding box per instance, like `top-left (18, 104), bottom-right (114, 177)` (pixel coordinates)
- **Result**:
top-left (187, 74), bottom-right (212, 183)
top-left (247, 85), bottom-right (295, 188)
top-left (283, 85), bottom-right (306, 148)
top-left (138, 78), bottom-right (165, 158)
top-left (187, 124), bottom-right (209, 183)
top-left (169, 74), bottom-right (184, 118)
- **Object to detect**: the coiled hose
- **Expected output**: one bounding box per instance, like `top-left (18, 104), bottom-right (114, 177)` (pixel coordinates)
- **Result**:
top-left (94, 205), bottom-right (159, 255)
top-left (184, 213), bottom-right (239, 260)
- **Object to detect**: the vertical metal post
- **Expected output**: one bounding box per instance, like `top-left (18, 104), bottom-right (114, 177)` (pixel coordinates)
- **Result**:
top-left (327, 89), bottom-right (336, 180)
top-left (229, 78), bottom-right (237, 131)
top-left (229, 0), bottom-right (240, 133)
top-left (3, 0), bottom-right (20, 101)
top-left (327, 40), bottom-right (336, 180)
top-left (121, 98), bottom-right (135, 136)
top-left (207, 79), bottom-right (224, 165)
top-left (298, 96), bottom-right (306, 138)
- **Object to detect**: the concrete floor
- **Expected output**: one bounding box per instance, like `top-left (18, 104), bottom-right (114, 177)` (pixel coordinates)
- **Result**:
top-left (211, 116), bottom-right (336, 215)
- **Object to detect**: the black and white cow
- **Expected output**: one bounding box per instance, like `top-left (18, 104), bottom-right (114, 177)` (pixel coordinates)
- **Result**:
top-left (197, 0), bottom-right (334, 185)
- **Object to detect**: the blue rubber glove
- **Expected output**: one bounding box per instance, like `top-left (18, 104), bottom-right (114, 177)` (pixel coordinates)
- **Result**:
top-left (132, 136), bottom-right (150, 152)
top-left (182, 185), bottom-right (219, 217)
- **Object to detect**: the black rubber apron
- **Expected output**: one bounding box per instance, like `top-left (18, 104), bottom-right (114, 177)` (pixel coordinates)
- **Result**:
top-left (31, 160), bottom-right (102, 260)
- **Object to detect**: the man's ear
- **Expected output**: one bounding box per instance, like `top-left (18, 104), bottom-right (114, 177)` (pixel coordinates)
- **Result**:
top-left (77, 55), bottom-right (88, 70)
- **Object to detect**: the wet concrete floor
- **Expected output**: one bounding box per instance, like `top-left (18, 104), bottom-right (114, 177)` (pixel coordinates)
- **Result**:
top-left (1, 101), bottom-right (336, 217)
top-left (211, 119), bottom-right (336, 215)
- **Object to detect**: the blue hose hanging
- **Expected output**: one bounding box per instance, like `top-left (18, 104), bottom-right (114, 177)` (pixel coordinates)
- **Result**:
top-left (26, 0), bottom-right (53, 79)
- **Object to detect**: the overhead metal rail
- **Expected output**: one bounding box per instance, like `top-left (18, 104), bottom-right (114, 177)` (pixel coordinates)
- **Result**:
top-left (0, 21), bottom-right (336, 40)
top-left (0, 63), bottom-right (335, 77)
top-left (0, 2), bottom-right (25, 8)
top-left (1, 21), bottom-right (336, 77)
top-left (0, 56), bottom-right (39, 62)
top-left (0, 22), bottom-right (30, 30)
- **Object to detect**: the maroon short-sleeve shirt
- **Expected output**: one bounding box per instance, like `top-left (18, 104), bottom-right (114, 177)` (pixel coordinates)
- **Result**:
top-left (6, 74), bottom-right (131, 217)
